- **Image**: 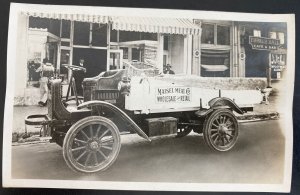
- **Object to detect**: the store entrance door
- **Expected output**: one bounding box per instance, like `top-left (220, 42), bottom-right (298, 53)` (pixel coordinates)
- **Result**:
top-left (245, 50), bottom-right (269, 77)
top-left (73, 48), bottom-right (107, 78)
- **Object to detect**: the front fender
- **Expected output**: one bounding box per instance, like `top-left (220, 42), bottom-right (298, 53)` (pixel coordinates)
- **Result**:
top-left (208, 97), bottom-right (244, 114)
top-left (78, 100), bottom-right (151, 142)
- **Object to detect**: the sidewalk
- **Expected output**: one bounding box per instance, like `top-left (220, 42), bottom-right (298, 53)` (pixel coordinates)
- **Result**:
top-left (236, 95), bottom-right (280, 122)
top-left (11, 94), bottom-right (281, 142)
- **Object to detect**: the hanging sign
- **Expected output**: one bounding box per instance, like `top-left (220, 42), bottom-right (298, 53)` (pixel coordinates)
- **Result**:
top-left (249, 36), bottom-right (280, 50)
top-left (271, 53), bottom-right (286, 72)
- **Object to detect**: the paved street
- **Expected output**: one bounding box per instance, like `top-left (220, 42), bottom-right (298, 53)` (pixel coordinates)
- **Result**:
top-left (11, 120), bottom-right (285, 184)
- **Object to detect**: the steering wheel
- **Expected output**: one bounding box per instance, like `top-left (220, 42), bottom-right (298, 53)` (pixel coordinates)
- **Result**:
top-left (62, 64), bottom-right (86, 72)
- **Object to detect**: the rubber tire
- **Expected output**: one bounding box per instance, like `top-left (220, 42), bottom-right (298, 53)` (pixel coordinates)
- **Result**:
top-left (63, 116), bottom-right (121, 173)
top-left (203, 109), bottom-right (239, 152)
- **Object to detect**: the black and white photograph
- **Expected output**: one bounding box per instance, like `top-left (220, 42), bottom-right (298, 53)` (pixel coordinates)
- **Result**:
top-left (2, 3), bottom-right (295, 192)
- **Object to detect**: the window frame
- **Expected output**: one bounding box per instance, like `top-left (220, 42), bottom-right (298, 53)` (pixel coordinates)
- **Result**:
top-left (201, 22), bottom-right (232, 48)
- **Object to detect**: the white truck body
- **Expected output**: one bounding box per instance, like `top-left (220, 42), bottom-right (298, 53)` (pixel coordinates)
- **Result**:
top-left (125, 75), bottom-right (263, 114)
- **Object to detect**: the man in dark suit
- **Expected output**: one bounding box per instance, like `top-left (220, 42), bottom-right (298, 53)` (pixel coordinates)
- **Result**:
top-left (74, 58), bottom-right (86, 96)
top-left (163, 64), bottom-right (175, 74)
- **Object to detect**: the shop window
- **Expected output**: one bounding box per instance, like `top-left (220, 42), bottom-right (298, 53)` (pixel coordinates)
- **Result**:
top-left (141, 32), bottom-right (157, 41)
top-left (119, 31), bottom-right (140, 42)
top-left (61, 20), bottom-right (71, 38)
top-left (217, 25), bottom-right (230, 45)
top-left (278, 32), bottom-right (285, 44)
top-left (29, 16), bottom-right (49, 29)
top-left (269, 31), bottom-right (285, 45)
top-left (163, 55), bottom-right (167, 66)
top-left (201, 49), bottom-right (230, 77)
top-left (269, 31), bottom-right (277, 39)
top-left (111, 30), bottom-right (118, 42)
top-left (29, 17), bottom-right (60, 37)
top-left (48, 19), bottom-right (60, 37)
top-left (164, 36), bottom-right (169, 50)
top-left (201, 24), bottom-right (214, 44)
top-left (59, 50), bottom-right (70, 83)
top-left (132, 48), bottom-right (140, 61)
top-left (253, 29), bottom-right (261, 37)
top-left (61, 41), bottom-right (70, 46)
top-left (73, 22), bottom-right (90, 45)
top-left (92, 23), bottom-right (107, 47)
top-left (120, 47), bottom-right (128, 59)
top-left (202, 23), bottom-right (231, 45)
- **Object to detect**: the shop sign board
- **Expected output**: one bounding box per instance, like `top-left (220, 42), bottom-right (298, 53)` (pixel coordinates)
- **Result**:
top-left (271, 53), bottom-right (286, 72)
top-left (249, 36), bottom-right (280, 50)
top-left (156, 87), bottom-right (191, 103)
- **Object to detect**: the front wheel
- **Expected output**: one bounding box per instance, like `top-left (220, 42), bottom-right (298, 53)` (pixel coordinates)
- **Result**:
top-left (203, 109), bottom-right (239, 152)
top-left (63, 116), bottom-right (121, 173)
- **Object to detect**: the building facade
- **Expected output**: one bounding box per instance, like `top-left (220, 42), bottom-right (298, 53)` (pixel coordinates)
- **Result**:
top-left (14, 11), bottom-right (287, 105)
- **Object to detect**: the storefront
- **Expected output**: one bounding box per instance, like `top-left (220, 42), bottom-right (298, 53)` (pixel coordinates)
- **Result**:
top-left (14, 10), bottom-right (287, 105)
top-left (191, 20), bottom-right (287, 82)
top-left (192, 20), bottom-right (233, 77)
top-left (239, 22), bottom-right (287, 81)
top-left (15, 12), bottom-right (200, 105)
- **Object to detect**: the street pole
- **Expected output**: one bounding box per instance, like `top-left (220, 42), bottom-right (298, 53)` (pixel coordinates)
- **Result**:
top-left (267, 52), bottom-right (272, 87)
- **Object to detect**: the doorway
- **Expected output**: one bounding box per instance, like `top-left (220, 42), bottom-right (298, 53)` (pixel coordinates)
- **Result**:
top-left (73, 48), bottom-right (107, 78)
top-left (245, 50), bottom-right (268, 77)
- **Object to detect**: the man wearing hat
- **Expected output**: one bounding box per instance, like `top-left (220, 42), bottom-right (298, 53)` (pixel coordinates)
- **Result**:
top-left (163, 64), bottom-right (175, 74)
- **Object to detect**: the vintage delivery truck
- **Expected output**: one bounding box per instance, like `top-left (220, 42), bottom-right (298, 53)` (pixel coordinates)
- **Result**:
top-left (25, 63), bottom-right (267, 173)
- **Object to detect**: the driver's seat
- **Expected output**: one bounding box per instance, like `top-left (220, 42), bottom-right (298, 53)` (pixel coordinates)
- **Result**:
top-left (48, 79), bottom-right (91, 121)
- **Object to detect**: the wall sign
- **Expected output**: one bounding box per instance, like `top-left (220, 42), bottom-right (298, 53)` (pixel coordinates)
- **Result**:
top-left (249, 36), bottom-right (280, 50)
top-left (156, 87), bottom-right (191, 103)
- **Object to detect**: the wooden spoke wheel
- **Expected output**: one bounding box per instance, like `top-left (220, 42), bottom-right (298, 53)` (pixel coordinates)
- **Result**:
top-left (176, 124), bottom-right (192, 138)
top-left (63, 116), bottom-right (121, 173)
top-left (203, 109), bottom-right (239, 152)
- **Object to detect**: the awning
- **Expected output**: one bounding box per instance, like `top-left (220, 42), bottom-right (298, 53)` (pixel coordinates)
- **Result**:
top-left (23, 12), bottom-right (201, 35)
top-left (23, 12), bottom-right (109, 24)
top-left (112, 16), bottom-right (201, 35)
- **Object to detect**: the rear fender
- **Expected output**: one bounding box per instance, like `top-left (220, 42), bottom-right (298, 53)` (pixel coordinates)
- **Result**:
top-left (195, 97), bottom-right (243, 117)
top-left (77, 100), bottom-right (151, 142)
top-left (208, 97), bottom-right (244, 114)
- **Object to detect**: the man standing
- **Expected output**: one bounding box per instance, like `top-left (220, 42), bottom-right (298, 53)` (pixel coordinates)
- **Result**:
top-left (36, 58), bottom-right (54, 106)
top-left (74, 58), bottom-right (86, 96)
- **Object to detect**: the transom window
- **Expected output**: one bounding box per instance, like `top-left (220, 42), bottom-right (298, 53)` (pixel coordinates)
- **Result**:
top-left (201, 23), bottom-right (231, 45)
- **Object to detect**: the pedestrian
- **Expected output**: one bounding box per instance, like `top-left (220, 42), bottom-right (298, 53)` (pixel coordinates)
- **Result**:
top-left (163, 64), bottom-right (175, 74)
top-left (73, 58), bottom-right (86, 96)
top-left (36, 58), bottom-right (54, 107)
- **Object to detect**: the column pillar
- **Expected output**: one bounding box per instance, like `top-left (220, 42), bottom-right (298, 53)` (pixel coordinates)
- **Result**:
top-left (157, 33), bottom-right (164, 73)
top-left (14, 13), bottom-right (29, 104)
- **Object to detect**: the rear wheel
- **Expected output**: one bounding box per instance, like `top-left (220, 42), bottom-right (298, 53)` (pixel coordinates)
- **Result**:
top-left (63, 116), bottom-right (121, 173)
top-left (203, 109), bottom-right (239, 151)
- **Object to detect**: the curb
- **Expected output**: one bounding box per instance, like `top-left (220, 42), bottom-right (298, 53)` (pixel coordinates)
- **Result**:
top-left (236, 112), bottom-right (280, 122)
top-left (12, 136), bottom-right (52, 146)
